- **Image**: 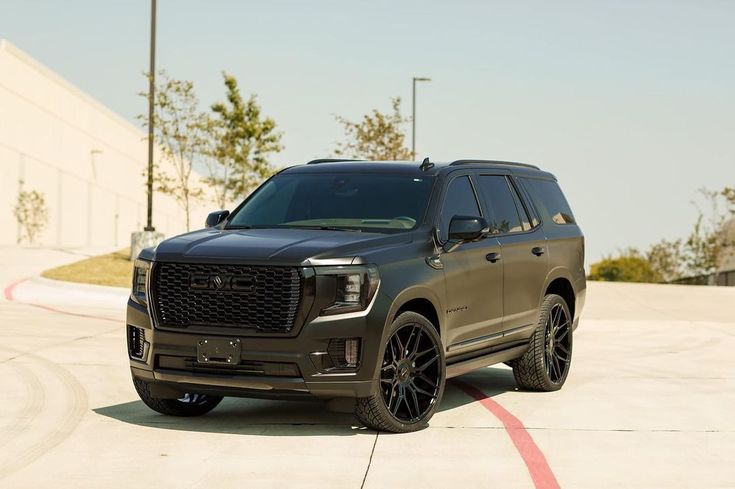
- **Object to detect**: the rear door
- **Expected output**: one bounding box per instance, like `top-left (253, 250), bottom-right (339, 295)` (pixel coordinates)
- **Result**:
top-left (438, 174), bottom-right (503, 354)
top-left (473, 174), bottom-right (549, 337)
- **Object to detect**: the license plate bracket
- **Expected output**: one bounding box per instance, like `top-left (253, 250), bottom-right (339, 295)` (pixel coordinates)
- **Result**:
top-left (197, 338), bottom-right (241, 365)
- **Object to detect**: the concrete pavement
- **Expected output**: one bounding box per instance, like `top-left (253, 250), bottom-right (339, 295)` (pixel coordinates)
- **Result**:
top-left (0, 247), bottom-right (733, 488)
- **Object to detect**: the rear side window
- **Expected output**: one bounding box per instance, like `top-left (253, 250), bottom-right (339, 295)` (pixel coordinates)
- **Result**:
top-left (439, 176), bottom-right (481, 240)
top-left (522, 178), bottom-right (576, 225)
top-left (474, 175), bottom-right (529, 234)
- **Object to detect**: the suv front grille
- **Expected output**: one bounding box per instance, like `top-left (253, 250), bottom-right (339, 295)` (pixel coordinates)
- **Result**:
top-left (151, 263), bottom-right (303, 332)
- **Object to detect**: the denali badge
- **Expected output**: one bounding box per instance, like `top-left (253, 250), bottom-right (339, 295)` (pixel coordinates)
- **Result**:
top-left (190, 273), bottom-right (254, 293)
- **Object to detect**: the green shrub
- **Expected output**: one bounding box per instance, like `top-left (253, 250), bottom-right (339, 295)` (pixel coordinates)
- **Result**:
top-left (589, 254), bottom-right (662, 283)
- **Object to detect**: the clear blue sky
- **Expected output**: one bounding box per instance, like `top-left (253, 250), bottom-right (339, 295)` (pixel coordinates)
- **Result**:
top-left (2, 0), bottom-right (734, 264)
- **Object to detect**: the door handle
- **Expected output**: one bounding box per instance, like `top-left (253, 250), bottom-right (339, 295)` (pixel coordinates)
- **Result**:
top-left (486, 252), bottom-right (501, 263)
top-left (532, 247), bottom-right (545, 256)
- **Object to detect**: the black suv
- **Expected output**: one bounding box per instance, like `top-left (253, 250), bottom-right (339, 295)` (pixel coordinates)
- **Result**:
top-left (127, 159), bottom-right (585, 432)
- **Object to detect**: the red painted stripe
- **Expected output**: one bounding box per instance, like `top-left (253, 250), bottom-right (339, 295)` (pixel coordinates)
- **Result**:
top-left (3, 277), bottom-right (28, 301)
top-left (452, 379), bottom-right (560, 489)
top-left (4, 277), bottom-right (120, 323)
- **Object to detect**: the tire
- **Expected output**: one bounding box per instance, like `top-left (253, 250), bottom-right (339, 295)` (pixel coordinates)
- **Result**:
top-left (355, 312), bottom-right (445, 433)
top-left (512, 294), bottom-right (573, 392)
top-left (133, 378), bottom-right (223, 416)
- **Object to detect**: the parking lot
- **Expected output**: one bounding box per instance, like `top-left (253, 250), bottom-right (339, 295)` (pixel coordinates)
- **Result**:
top-left (1, 247), bottom-right (733, 488)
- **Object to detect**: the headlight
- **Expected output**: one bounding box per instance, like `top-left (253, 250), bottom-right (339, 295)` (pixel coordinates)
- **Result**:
top-left (132, 259), bottom-right (151, 305)
top-left (319, 265), bottom-right (380, 316)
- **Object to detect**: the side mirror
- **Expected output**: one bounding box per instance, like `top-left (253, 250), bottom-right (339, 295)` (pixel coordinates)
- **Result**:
top-left (205, 210), bottom-right (230, 228)
top-left (444, 215), bottom-right (488, 252)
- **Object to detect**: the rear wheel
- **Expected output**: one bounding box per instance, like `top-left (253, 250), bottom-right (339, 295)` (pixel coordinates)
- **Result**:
top-left (133, 378), bottom-right (223, 416)
top-left (512, 294), bottom-right (573, 391)
top-left (355, 312), bottom-right (445, 432)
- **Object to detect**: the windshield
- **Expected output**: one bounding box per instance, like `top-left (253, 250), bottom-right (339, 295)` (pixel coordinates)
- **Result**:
top-left (227, 173), bottom-right (435, 233)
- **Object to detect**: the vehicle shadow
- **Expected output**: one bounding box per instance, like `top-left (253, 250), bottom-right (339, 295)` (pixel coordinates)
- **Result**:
top-left (93, 366), bottom-right (517, 437)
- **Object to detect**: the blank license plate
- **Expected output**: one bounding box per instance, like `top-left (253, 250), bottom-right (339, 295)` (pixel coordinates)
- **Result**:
top-left (197, 338), bottom-right (241, 365)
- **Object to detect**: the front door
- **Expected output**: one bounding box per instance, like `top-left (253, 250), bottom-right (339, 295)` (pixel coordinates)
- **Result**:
top-left (438, 174), bottom-right (504, 356)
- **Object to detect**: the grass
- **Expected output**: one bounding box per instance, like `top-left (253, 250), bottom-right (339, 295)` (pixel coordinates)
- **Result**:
top-left (41, 248), bottom-right (133, 288)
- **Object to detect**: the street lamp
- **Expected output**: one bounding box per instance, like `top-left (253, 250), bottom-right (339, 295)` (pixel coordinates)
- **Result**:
top-left (131, 0), bottom-right (162, 260)
top-left (411, 76), bottom-right (431, 160)
top-left (145, 0), bottom-right (157, 231)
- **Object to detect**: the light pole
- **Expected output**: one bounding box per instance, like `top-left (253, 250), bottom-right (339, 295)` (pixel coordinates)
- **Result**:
top-left (145, 0), bottom-right (157, 231)
top-left (131, 0), bottom-right (162, 260)
top-left (411, 76), bottom-right (431, 160)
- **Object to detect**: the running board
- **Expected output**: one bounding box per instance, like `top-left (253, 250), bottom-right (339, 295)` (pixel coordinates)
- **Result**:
top-left (445, 344), bottom-right (530, 379)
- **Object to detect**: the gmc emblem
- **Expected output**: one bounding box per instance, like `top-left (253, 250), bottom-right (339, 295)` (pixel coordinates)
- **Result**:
top-left (189, 274), bottom-right (255, 293)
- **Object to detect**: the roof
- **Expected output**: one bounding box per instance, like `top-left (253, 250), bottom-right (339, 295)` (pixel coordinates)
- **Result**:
top-left (281, 158), bottom-right (552, 178)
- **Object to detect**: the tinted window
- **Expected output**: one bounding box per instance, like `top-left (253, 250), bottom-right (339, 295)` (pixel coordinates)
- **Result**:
top-left (228, 173), bottom-right (434, 233)
top-left (515, 179), bottom-right (541, 228)
top-left (475, 175), bottom-right (526, 234)
top-left (522, 178), bottom-right (575, 225)
top-left (439, 176), bottom-right (481, 240)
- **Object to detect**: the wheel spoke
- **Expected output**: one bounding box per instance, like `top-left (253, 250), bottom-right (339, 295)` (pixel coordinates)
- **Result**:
top-left (398, 332), bottom-right (409, 359)
top-left (408, 385), bottom-right (421, 419)
top-left (415, 373), bottom-right (438, 389)
top-left (408, 327), bottom-right (423, 359)
top-left (389, 384), bottom-right (400, 413)
top-left (554, 349), bottom-right (568, 363)
top-left (413, 347), bottom-right (435, 361)
top-left (416, 353), bottom-right (438, 372)
top-left (412, 383), bottom-right (437, 398)
top-left (388, 336), bottom-right (398, 363)
top-left (552, 355), bottom-right (561, 380)
top-left (555, 325), bottom-right (569, 340)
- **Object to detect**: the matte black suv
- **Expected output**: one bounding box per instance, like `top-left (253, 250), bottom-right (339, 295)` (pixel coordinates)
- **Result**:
top-left (127, 159), bottom-right (585, 432)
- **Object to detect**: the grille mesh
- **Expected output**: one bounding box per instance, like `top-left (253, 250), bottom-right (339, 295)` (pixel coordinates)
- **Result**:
top-left (151, 263), bottom-right (303, 332)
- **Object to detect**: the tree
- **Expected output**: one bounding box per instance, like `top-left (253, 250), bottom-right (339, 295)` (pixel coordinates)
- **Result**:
top-left (588, 248), bottom-right (662, 283)
top-left (646, 238), bottom-right (684, 283)
top-left (207, 72), bottom-right (283, 207)
top-left (334, 97), bottom-right (412, 160)
top-left (681, 188), bottom-right (733, 278)
top-left (139, 71), bottom-right (207, 231)
top-left (13, 185), bottom-right (49, 245)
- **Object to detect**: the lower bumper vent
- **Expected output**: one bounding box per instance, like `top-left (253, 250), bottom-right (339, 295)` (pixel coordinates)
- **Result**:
top-left (127, 326), bottom-right (146, 359)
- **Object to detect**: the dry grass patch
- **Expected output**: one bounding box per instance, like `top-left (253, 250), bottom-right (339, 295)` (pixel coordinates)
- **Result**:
top-left (42, 248), bottom-right (133, 288)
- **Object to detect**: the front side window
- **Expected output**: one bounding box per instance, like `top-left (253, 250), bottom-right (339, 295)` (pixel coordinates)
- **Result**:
top-left (475, 175), bottom-right (529, 234)
top-left (227, 173), bottom-right (435, 233)
top-left (522, 178), bottom-right (576, 225)
top-left (439, 175), bottom-right (481, 241)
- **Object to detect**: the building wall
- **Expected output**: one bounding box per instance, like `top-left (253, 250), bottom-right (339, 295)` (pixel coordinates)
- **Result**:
top-left (0, 39), bottom-right (209, 248)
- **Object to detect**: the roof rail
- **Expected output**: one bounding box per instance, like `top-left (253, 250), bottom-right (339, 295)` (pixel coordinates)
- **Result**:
top-left (449, 159), bottom-right (540, 170)
top-left (306, 158), bottom-right (361, 165)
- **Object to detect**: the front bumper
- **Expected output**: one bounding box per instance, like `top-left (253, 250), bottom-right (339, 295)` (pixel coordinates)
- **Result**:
top-left (126, 292), bottom-right (392, 400)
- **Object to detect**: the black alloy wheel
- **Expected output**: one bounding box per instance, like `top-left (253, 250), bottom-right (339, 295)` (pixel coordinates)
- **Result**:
top-left (380, 323), bottom-right (442, 423)
top-left (545, 303), bottom-right (571, 383)
top-left (355, 311), bottom-right (445, 432)
top-left (511, 294), bottom-right (574, 391)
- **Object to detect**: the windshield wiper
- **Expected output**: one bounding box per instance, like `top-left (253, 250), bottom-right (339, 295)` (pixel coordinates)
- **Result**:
top-left (290, 225), bottom-right (362, 232)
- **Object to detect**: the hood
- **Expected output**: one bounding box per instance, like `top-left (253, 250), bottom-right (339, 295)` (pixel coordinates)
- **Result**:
top-left (152, 227), bottom-right (414, 266)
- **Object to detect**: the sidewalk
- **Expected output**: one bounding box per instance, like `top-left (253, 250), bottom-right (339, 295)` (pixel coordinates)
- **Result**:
top-left (0, 245), bottom-right (127, 308)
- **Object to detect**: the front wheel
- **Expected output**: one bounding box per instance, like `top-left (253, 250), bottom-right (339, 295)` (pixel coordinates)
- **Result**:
top-left (355, 312), bottom-right (445, 433)
top-left (512, 294), bottom-right (573, 391)
top-left (133, 378), bottom-right (223, 416)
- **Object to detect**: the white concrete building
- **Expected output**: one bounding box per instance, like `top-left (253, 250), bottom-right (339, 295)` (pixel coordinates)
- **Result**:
top-left (0, 39), bottom-right (208, 248)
